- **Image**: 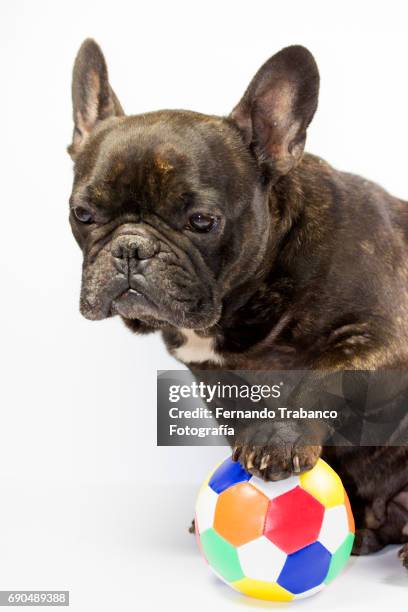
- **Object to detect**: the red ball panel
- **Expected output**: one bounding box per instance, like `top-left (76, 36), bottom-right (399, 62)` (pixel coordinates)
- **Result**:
top-left (264, 486), bottom-right (325, 554)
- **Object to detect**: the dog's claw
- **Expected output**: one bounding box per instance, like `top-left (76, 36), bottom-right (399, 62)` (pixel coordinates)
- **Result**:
top-left (260, 454), bottom-right (270, 470)
top-left (292, 454), bottom-right (300, 473)
top-left (232, 445), bottom-right (241, 462)
top-left (246, 451), bottom-right (256, 469)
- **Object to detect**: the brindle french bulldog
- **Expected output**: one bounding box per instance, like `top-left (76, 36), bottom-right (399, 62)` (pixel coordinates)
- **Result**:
top-left (68, 39), bottom-right (408, 568)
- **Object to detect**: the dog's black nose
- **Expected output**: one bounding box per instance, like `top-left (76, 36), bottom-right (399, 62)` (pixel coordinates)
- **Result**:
top-left (111, 234), bottom-right (159, 262)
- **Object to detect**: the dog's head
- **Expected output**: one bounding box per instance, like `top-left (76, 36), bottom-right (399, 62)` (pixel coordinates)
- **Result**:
top-left (68, 39), bottom-right (319, 331)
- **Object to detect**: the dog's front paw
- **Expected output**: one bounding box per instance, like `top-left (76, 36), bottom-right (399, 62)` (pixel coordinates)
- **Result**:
top-left (232, 424), bottom-right (321, 481)
top-left (399, 543), bottom-right (408, 570)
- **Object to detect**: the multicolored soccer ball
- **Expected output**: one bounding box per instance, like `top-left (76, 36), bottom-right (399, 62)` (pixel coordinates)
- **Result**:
top-left (195, 457), bottom-right (355, 601)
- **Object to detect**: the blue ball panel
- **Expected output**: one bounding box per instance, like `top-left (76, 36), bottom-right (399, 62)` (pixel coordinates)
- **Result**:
top-left (277, 541), bottom-right (331, 594)
top-left (208, 457), bottom-right (251, 494)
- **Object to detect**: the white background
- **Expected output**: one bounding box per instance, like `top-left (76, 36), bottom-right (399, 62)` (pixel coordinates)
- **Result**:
top-left (0, 0), bottom-right (407, 610)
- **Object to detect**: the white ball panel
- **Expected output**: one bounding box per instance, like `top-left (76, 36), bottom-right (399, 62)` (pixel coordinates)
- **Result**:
top-left (318, 505), bottom-right (349, 553)
top-left (294, 583), bottom-right (325, 599)
top-left (195, 485), bottom-right (218, 533)
top-left (237, 536), bottom-right (287, 582)
top-left (248, 474), bottom-right (300, 499)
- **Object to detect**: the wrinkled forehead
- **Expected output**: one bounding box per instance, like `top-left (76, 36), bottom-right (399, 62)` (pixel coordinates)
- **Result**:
top-left (74, 111), bottom-right (246, 186)
top-left (81, 134), bottom-right (192, 207)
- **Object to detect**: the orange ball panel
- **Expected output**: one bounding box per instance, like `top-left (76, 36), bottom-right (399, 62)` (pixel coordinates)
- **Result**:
top-left (344, 490), bottom-right (355, 533)
top-left (214, 483), bottom-right (269, 546)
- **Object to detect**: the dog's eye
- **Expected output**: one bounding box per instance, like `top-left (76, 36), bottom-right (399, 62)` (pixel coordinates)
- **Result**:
top-left (73, 206), bottom-right (94, 224)
top-left (188, 213), bottom-right (216, 233)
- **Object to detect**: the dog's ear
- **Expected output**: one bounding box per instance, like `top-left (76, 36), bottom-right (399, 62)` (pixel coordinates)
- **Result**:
top-left (68, 39), bottom-right (124, 159)
top-left (231, 45), bottom-right (319, 181)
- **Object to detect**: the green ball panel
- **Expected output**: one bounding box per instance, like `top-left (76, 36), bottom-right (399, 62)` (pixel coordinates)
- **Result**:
top-left (325, 532), bottom-right (355, 584)
top-left (200, 528), bottom-right (244, 582)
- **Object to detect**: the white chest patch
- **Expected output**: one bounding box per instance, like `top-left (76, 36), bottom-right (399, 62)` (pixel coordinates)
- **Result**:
top-left (173, 329), bottom-right (224, 365)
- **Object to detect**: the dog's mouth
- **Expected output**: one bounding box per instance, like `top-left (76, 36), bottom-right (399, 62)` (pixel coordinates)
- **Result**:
top-left (111, 287), bottom-right (160, 319)
top-left (109, 284), bottom-right (221, 329)
top-left (80, 269), bottom-right (221, 328)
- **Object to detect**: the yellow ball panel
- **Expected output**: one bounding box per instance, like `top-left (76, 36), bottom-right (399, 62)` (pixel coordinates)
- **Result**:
top-left (299, 459), bottom-right (344, 508)
top-left (233, 577), bottom-right (294, 602)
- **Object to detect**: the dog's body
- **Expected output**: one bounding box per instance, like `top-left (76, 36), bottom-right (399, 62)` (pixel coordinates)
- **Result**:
top-left (68, 40), bottom-right (408, 567)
